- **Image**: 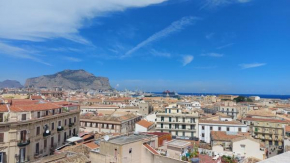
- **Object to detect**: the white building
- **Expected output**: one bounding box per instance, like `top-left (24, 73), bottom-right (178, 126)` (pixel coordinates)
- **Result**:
top-left (199, 120), bottom-right (248, 143)
top-left (135, 119), bottom-right (155, 133)
top-left (156, 104), bottom-right (199, 140)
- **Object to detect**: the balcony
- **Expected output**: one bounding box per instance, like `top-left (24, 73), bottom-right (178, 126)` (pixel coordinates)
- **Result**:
top-left (43, 131), bottom-right (51, 137)
top-left (17, 139), bottom-right (30, 147)
top-left (57, 126), bottom-right (64, 132)
top-left (69, 123), bottom-right (74, 128)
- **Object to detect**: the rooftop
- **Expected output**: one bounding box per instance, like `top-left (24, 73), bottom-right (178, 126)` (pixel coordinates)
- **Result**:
top-left (258, 151), bottom-right (290, 163)
top-left (166, 139), bottom-right (191, 148)
top-left (242, 117), bottom-right (290, 124)
top-left (108, 134), bottom-right (154, 145)
top-left (136, 119), bottom-right (154, 128)
top-left (199, 120), bottom-right (245, 125)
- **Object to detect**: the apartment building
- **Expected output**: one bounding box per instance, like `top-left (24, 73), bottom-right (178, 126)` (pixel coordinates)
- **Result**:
top-left (156, 105), bottom-right (199, 140)
top-left (218, 102), bottom-right (239, 120)
top-left (0, 101), bottom-right (80, 163)
top-left (199, 120), bottom-right (248, 143)
top-left (242, 117), bottom-right (290, 146)
top-left (80, 113), bottom-right (142, 134)
top-left (138, 102), bottom-right (154, 117)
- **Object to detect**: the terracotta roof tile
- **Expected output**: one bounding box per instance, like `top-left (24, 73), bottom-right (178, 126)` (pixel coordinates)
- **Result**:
top-left (83, 141), bottom-right (99, 149)
top-left (285, 126), bottom-right (290, 132)
top-left (143, 144), bottom-right (159, 155)
top-left (136, 120), bottom-right (154, 128)
top-left (210, 131), bottom-right (241, 141)
top-left (0, 105), bottom-right (8, 112)
top-left (10, 103), bottom-right (61, 112)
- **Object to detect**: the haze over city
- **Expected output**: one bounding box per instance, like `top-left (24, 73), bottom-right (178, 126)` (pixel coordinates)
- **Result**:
top-left (0, 0), bottom-right (290, 94)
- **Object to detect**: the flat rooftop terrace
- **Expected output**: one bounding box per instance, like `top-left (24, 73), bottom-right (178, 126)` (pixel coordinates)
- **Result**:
top-left (108, 134), bottom-right (154, 145)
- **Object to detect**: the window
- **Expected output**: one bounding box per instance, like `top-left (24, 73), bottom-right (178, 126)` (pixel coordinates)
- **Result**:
top-left (183, 117), bottom-right (185, 122)
top-left (202, 133), bottom-right (204, 137)
top-left (51, 123), bottom-right (55, 130)
top-left (69, 130), bottom-right (71, 136)
top-left (35, 143), bottom-right (39, 154)
top-left (161, 117), bottom-right (164, 121)
top-left (161, 123), bottom-right (163, 128)
top-left (169, 117), bottom-right (171, 122)
top-left (238, 128), bottom-right (241, 132)
top-left (58, 121), bottom-right (61, 126)
top-left (58, 134), bottom-right (61, 143)
top-left (36, 126), bottom-right (40, 135)
top-left (69, 118), bottom-right (72, 124)
top-left (21, 114), bottom-right (26, 121)
top-left (0, 133), bottom-right (4, 142)
top-left (44, 139), bottom-right (47, 148)
top-left (182, 125), bottom-right (186, 129)
top-left (227, 127), bottom-right (230, 131)
top-left (74, 117), bottom-right (76, 123)
top-left (169, 124), bottom-right (172, 129)
top-left (20, 130), bottom-right (27, 141)
top-left (202, 126), bottom-right (205, 130)
top-left (176, 131), bottom-right (178, 136)
top-left (210, 126), bottom-right (213, 130)
top-left (176, 117), bottom-right (178, 122)
top-left (218, 127), bottom-right (221, 131)
top-left (51, 137), bottom-right (54, 148)
top-left (46, 110), bottom-right (48, 116)
top-left (37, 112), bottom-right (40, 118)
top-left (240, 144), bottom-right (245, 149)
top-left (102, 124), bottom-right (104, 128)
top-left (65, 119), bottom-right (67, 126)
top-left (112, 125), bottom-right (114, 129)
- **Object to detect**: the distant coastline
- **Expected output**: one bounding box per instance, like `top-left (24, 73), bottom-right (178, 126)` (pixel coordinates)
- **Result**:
top-left (152, 92), bottom-right (290, 100)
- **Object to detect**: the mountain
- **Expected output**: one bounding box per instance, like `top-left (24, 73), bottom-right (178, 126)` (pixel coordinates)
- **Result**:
top-left (25, 69), bottom-right (112, 90)
top-left (0, 80), bottom-right (23, 88)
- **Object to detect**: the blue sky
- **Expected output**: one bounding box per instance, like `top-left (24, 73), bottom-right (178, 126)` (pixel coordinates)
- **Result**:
top-left (0, 0), bottom-right (290, 94)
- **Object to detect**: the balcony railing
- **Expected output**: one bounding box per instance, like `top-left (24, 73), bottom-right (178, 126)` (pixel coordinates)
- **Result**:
top-left (69, 123), bottom-right (74, 127)
top-left (17, 139), bottom-right (30, 147)
top-left (57, 126), bottom-right (64, 132)
top-left (43, 131), bottom-right (51, 137)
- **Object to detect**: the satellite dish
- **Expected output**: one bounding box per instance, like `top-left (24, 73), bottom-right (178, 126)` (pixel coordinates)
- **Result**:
top-left (104, 135), bottom-right (109, 141)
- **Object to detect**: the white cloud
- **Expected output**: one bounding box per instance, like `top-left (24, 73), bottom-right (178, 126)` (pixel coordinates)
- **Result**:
top-left (0, 0), bottom-right (166, 43)
top-left (62, 56), bottom-right (82, 62)
top-left (182, 55), bottom-right (194, 66)
top-left (239, 63), bottom-right (266, 69)
top-left (0, 42), bottom-right (51, 65)
top-left (216, 43), bottom-right (234, 49)
top-left (150, 49), bottom-right (171, 58)
top-left (201, 53), bottom-right (224, 57)
top-left (200, 0), bottom-right (251, 9)
top-left (123, 16), bottom-right (198, 57)
top-left (205, 33), bottom-right (215, 40)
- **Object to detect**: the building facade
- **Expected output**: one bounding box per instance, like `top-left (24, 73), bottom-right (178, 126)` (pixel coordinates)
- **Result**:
top-left (156, 105), bottom-right (199, 140)
top-left (199, 120), bottom-right (248, 143)
top-left (0, 101), bottom-right (80, 163)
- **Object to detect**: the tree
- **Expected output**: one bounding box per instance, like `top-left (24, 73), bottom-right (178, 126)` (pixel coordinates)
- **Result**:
top-left (234, 96), bottom-right (252, 103)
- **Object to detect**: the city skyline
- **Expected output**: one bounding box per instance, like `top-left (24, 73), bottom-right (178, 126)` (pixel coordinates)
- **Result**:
top-left (0, 0), bottom-right (290, 94)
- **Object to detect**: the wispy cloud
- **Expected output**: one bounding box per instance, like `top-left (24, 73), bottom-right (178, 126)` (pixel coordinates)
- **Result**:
top-left (182, 55), bottom-right (194, 66)
top-left (201, 53), bottom-right (224, 57)
top-left (62, 56), bottom-right (82, 62)
top-left (0, 42), bottom-right (51, 66)
top-left (216, 43), bottom-right (234, 49)
top-left (239, 63), bottom-right (266, 69)
top-left (205, 33), bottom-right (215, 40)
top-left (0, 0), bottom-right (167, 43)
top-left (194, 66), bottom-right (217, 69)
top-left (123, 16), bottom-right (199, 57)
top-left (150, 49), bottom-right (171, 58)
top-left (200, 0), bottom-right (251, 10)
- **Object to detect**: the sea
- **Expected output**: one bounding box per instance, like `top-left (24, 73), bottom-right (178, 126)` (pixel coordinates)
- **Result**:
top-left (152, 92), bottom-right (290, 100)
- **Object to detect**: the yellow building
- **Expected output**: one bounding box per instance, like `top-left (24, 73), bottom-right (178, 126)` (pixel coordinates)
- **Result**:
top-left (0, 100), bottom-right (80, 163)
top-left (242, 117), bottom-right (290, 146)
